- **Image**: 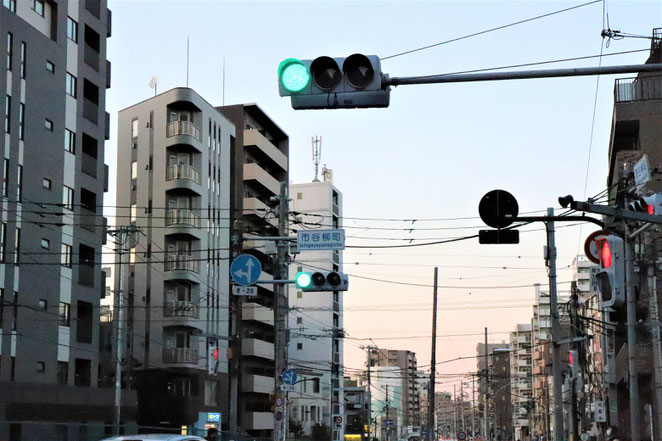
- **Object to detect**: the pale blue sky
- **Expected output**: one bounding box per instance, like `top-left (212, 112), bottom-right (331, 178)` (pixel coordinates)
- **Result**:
top-left (105, 0), bottom-right (661, 389)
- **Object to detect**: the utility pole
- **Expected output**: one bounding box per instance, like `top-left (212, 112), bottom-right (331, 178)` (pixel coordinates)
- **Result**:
top-left (453, 385), bottom-right (457, 436)
top-left (428, 267), bottom-right (438, 441)
top-left (624, 225), bottom-right (641, 441)
top-left (545, 207), bottom-right (564, 441)
top-left (471, 376), bottom-right (476, 438)
top-left (273, 181), bottom-right (289, 441)
top-left (108, 225), bottom-right (140, 436)
top-left (361, 345), bottom-right (377, 441)
top-left (386, 384), bottom-right (390, 441)
top-left (570, 282), bottom-right (579, 440)
top-left (649, 260), bottom-right (662, 437)
top-left (484, 328), bottom-right (489, 440)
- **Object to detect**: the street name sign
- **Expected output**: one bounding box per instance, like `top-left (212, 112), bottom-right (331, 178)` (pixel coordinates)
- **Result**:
top-left (297, 229), bottom-right (345, 251)
top-left (230, 254), bottom-right (261, 286)
top-left (634, 154), bottom-right (651, 187)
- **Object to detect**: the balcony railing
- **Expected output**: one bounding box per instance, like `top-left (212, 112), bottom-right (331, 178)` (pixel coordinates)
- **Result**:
top-left (166, 164), bottom-right (201, 185)
top-left (166, 120), bottom-right (201, 141)
top-left (166, 209), bottom-right (200, 228)
top-left (164, 301), bottom-right (199, 318)
top-left (164, 254), bottom-right (200, 273)
top-left (614, 75), bottom-right (662, 103)
top-left (163, 347), bottom-right (198, 364)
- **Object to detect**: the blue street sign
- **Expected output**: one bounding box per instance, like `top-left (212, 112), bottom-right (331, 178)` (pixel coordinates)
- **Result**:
top-left (385, 420), bottom-right (393, 426)
top-left (231, 254), bottom-right (262, 286)
top-left (282, 369), bottom-right (298, 385)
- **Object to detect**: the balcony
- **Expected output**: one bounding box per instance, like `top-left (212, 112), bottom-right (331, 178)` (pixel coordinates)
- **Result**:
top-left (242, 374), bottom-right (275, 394)
top-left (163, 347), bottom-right (198, 364)
top-left (242, 338), bottom-right (274, 360)
top-left (167, 120), bottom-right (201, 142)
top-left (242, 303), bottom-right (274, 326)
top-left (243, 412), bottom-right (273, 430)
top-left (614, 75), bottom-right (662, 103)
top-left (164, 254), bottom-right (200, 273)
top-left (81, 152), bottom-right (97, 178)
top-left (164, 301), bottom-right (199, 319)
top-left (166, 164), bottom-right (201, 185)
top-left (166, 209), bottom-right (200, 228)
top-left (243, 163), bottom-right (280, 196)
top-left (244, 128), bottom-right (288, 172)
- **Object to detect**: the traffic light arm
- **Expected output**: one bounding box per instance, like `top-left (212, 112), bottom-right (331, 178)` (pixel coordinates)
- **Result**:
top-left (387, 63), bottom-right (662, 86)
top-left (572, 201), bottom-right (662, 225)
top-left (512, 214), bottom-right (604, 228)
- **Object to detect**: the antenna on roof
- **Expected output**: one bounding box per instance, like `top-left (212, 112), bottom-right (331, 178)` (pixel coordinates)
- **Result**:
top-left (312, 136), bottom-right (322, 182)
top-left (222, 58), bottom-right (226, 105)
top-left (186, 35), bottom-right (190, 87)
top-left (149, 77), bottom-right (158, 96)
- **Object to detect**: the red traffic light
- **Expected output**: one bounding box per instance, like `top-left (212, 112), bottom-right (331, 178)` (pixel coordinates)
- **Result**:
top-left (213, 347), bottom-right (219, 361)
top-left (600, 240), bottom-right (612, 268)
top-left (568, 351), bottom-right (574, 365)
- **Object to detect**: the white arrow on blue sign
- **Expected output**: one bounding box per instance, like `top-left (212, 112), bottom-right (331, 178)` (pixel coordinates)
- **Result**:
top-left (230, 254), bottom-right (262, 286)
top-left (282, 369), bottom-right (298, 385)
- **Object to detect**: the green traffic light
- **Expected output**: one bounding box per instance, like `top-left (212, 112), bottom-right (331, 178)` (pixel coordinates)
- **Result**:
top-left (278, 58), bottom-right (310, 93)
top-left (295, 272), bottom-right (312, 289)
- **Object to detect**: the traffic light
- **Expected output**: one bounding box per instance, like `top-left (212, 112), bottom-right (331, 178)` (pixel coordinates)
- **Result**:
top-left (278, 54), bottom-right (390, 109)
top-left (628, 193), bottom-right (662, 215)
top-left (208, 344), bottom-right (219, 375)
top-left (594, 235), bottom-right (625, 308)
top-left (568, 350), bottom-right (578, 378)
top-left (294, 271), bottom-right (349, 292)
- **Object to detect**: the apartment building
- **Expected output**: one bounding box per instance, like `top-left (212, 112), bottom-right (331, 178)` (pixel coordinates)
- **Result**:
top-left (0, 0), bottom-right (129, 439)
top-left (491, 348), bottom-right (513, 440)
top-left (216, 104), bottom-right (289, 438)
top-left (343, 377), bottom-right (371, 441)
top-left (115, 88), bottom-right (235, 429)
top-left (288, 173), bottom-right (345, 441)
top-left (475, 341), bottom-right (508, 436)
top-left (510, 323), bottom-right (533, 441)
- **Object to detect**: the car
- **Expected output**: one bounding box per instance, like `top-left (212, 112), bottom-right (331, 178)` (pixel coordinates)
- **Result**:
top-left (100, 435), bottom-right (207, 441)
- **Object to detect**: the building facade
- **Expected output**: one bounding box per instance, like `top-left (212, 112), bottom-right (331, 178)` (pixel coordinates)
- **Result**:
top-left (491, 348), bottom-right (513, 440)
top-left (476, 341), bottom-right (508, 437)
top-left (216, 103), bottom-right (289, 438)
top-left (115, 88), bottom-right (234, 429)
top-left (0, 1), bottom-right (134, 439)
top-left (288, 175), bottom-right (345, 441)
top-left (510, 323), bottom-right (533, 441)
top-left (344, 377), bottom-right (371, 441)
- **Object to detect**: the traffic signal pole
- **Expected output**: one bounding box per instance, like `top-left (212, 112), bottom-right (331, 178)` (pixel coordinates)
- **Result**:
top-left (624, 225), bottom-right (641, 441)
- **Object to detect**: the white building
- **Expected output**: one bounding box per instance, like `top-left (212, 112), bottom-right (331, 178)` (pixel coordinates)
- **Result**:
top-left (288, 170), bottom-right (344, 441)
top-left (510, 323), bottom-right (533, 441)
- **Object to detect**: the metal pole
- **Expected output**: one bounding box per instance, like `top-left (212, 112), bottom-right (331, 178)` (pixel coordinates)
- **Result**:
top-left (114, 229), bottom-right (127, 435)
top-left (472, 376), bottom-right (476, 438)
top-left (546, 207), bottom-right (564, 441)
top-left (649, 262), bottom-right (662, 439)
top-left (625, 227), bottom-right (641, 440)
top-left (570, 283), bottom-right (579, 440)
top-left (274, 182), bottom-right (289, 441)
top-left (428, 267), bottom-right (438, 441)
top-left (484, 328), bottom-right (489, 440)
top-left (387, 63), bottom-right (662, 86)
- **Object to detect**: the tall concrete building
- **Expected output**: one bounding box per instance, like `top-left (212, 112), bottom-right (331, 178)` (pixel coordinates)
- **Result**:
top-left (475, 341), bottom-right (508, 437)
top-left (115, 88), bottom-right (235, 430)
top-left (510, 323), bottom-right (533, 441)
top-left (491, 348), bottom-right (513, 440)
top-left (216, 104), bottom-right (289, 438)
top-left (0, 1), bottom-right (130, 439)
top-left (288, 172), bottom-right (345, 441)
top-left (343, 377), bottom-right (371, 441)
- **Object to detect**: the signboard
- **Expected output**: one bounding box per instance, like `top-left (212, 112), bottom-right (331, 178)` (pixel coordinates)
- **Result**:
top-left (230, 254), bottom-right (261, 286)
top-left (594, 400), bottom-right (607, 423)
top-left (334, 416), bottom-right (343, 424)
top-left (297, 229), bottom-right (345, 251)
top-left (282, 369), bottom-right (298, 385)
top-left (384, 420), bottom-right (393, 426)
top-left (634, 154), bottom-right (651, 187)
top-left (207, 413), bottom-right (221, 423)
top-left (232, 285), bottom-right (258, 297)
top-left (275, 397), bottom-right (284, 408)
top-left (275, 411), bottom-right (283, 422)
top-left (280, 384), bottom-right (294, 392)
top-left (457, 432), bottom-right (466, 441)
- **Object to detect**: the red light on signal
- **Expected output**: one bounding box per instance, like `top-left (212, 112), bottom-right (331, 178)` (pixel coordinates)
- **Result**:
top-left (213, 347), bottom-right (219, 361)
top-left (568, 352), bottom-right (574, 365)
top-left (601, 240), bottom-right (612, 268)
top-left (649, 204), bottom-right (655, 215)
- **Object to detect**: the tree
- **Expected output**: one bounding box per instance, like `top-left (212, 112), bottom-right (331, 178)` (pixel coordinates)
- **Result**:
top-left (312, 423), bottom-right (332, 441)
top-left (289, 419), bottom-right (304, 438)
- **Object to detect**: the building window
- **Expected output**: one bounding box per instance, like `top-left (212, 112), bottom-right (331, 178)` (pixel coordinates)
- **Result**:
top-left (46, 60), bottom-right (54, 73)
top-left (64, 128), bottom-right (75, 153)
top-left (16, 164), bottom-right (21, 201)
top-left (0, 222), bottom-right (6, 262)
top-left (130, 204), bottom-right (137, 222)
top-left (131, 119), bottom-right (138, 138)
top-left (3, 0), bottom-right (16, 13)
top-left (18, 103), bottom-right (24, 140)
top-left (19, 41), bottom-right (25, 78)
top-left (297, 291), bottom-right (303, 299)
top-left (66, 73), bottom-right (77, 97)
top-left (297, 317), bottom-right (303, 324)
top-left (2, 158), bottom-right (8, 197)
top-left (45, 119), bottom-right (53, 131)
top-left (4, 95), bottom-right (10, 133)
top-left (42, 178), bottom-right (51, 189)
top-left (14, 226), bottom-right (20, 264)
top-left (41, 238), bottom-right (50, 249)
top-left (61, 243), bottom-right (72, 267)
top-left (59, 302), bottom-right (70, 326)
top-left (6, 32), bottom-right (12, 70)
top-left (297, 343), bottom-right (303, 350)
top-left (33, 0), bottom-right (44, 16)
top-left (63, 186), bottom-right (74, 210)
top-left (297, 192), bottom-right (303, 200)
top-left (131, 161), bottom-right (137, 180)
top-left (11, 291), bottom-right (17, 330)
top-left (57, 361), bottom-right (68, 384)
top-left (67, 17), bottom-right (78, 42)
top-left (38, 299), bottom-right (47, 310)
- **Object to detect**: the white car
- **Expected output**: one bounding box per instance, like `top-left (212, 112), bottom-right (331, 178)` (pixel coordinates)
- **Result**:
top-left (101, 435), bottom-right (207, 441)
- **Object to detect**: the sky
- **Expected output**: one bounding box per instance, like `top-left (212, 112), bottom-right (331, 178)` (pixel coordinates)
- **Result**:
top-left (104, 0), bottom-right (662, 393)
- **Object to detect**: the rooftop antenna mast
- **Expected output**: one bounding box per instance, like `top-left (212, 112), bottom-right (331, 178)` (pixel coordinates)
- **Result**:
top-left (149, 76), bottom-right (157, 96)
top-left (312, 136), bottom-right (322, 182)
top-left (186, 35), bottom-right (190, 87)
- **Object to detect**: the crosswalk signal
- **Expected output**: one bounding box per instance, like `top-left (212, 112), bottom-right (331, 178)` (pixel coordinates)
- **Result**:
top-left (628, 193), bottom-right (662, 215)
top-left (278, 54), bottom-right (390, 109)
top-left (595, 235), bottom-right (625, 308)
top-left (568, 350), bottom-right (578, 378)
top-left (295, 271), bottom-right (349, 292)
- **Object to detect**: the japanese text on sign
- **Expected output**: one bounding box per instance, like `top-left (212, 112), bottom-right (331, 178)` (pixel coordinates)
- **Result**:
top-left (297, 229), bottom-right (345, 251)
